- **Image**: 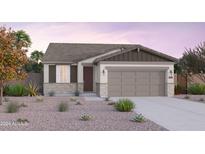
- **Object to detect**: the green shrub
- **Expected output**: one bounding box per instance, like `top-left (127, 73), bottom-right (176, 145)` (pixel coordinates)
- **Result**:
top-left (131, 114), bottom-right (145, 123)
top-left (80, 114), bottom-right (92, 121)
top-left (26, 82), bottom-right (39, 96)
top-left (58, 102), bottom-right (69, 112)
top-left (114, 98), bottom-right (135, 112)
top-left (6, 102), bottom-right (19, 113)
top-left (48, 91), bottom-right (55, 96)
top-left (188, 84), bottom-right (205, 95)
top-left (4, 84), bottom-right (28, 96)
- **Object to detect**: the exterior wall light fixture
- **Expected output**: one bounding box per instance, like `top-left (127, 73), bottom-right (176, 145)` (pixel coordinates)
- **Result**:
top-left (102, 69), bottom-right (105, 75)
top-left (169, 70), bottom-right (173, 79)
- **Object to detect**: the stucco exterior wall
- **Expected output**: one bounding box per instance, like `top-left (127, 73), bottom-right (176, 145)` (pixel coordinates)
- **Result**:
top-left (44, 64), bottom-right (49, 83)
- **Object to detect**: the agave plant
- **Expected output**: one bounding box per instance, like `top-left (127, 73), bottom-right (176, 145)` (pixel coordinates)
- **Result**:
top-left (131, 114), bottom-right (145, 123)
top-left (80, 114), bottom-right (92, 121)
top-left (26, 82), bottom-right (39, 96)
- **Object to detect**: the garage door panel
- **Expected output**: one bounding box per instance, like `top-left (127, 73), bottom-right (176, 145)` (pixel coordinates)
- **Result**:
top-left (109, 78), bottom-right (121, 84)
top-left (108, 72), bottom-right (121, 78)
top-left (122, 91), bottom-right (135, 96)
top-left (122, 72), bottom-right (135, 78)
top-left (108, 86), bottom-right (121, 96)
top-left (122, 85), bottom-right (135, 91)
top-left (109, 91), bottom-right (121, 97)
top-left (150, 84), bottom-right (165, 96)
top-left (108, 85), bottom-right (121, 91)
top-left (135, 85), bottom-right (150, 96)
top-left (108, 70), bottom-right (165, 97)
top-left (122, 84), bottom-right (135, 95)
top-left (136, 72), bottom-right (149, 84)
top-left (150, 72), bottom-right (165, 84)
top-left (122, 72), bottom-right (135, 84)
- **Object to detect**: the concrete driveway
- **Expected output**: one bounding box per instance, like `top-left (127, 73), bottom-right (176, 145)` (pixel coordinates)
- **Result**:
top-left (111, 97), bottom-right (205, 131)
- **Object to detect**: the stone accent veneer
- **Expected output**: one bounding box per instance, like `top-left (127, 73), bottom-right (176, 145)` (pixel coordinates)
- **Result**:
top-left (166, 83), bottom-right (174, 97)
top-left (44, 83), bottom-right (83, 96)
top-left (96, 83), bottom-right (108, 97)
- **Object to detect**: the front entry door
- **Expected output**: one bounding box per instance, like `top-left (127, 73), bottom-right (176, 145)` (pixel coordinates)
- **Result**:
top-left (83, 66), bottom-right (93, 91)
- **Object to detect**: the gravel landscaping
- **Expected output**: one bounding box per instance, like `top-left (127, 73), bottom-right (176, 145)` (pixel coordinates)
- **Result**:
top-left (0, 97), bottom-right (166, 131)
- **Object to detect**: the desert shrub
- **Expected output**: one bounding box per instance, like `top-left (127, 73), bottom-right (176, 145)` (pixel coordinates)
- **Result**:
top-left (18, 103), bottom-right (28, 108)
top-left (114, 98), bottom-right (135, 112)
top-left (36, 96), bottom-right (44, 102)
top-left (6, 102), bottom-right (19, 113)
top-left (16, 118), bottom-right (29, 124)
top-left (80, 114), bottom-right (92, 121)
top-left (131, 114), bottom-right (145, 123)
top-left (75, 100), bottom-right (83, 105)
top-left (188, 84), bottom-right (205, 95)
top-left (70, 97), bottom-right (77, 102)
top-left (4, 84), bottom-right (28, 96)
top-left (58, 102), bottom-right (69, 112)
top-left (26, 82), bottom-right (39, 96)
top-left (48, 91), bottom-right (55, 96)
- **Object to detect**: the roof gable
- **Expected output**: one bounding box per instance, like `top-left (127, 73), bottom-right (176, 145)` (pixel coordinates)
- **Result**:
top-left (94, 45), bottom-right (177, 63)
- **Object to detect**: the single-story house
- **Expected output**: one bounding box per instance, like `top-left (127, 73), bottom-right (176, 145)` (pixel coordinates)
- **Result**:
top-left (42, 43), bottom-right (177, 97)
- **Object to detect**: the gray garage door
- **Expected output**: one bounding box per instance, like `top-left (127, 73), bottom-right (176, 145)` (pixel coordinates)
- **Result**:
top-left (108, 70), bottom-right (165, 97)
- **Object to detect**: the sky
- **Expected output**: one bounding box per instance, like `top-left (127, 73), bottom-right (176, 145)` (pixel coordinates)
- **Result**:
top-left (1, 22), bottom-right (205, 58)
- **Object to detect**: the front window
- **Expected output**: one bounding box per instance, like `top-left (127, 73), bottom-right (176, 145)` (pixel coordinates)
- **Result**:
top-left (56, 65), bottom-right (70, 83)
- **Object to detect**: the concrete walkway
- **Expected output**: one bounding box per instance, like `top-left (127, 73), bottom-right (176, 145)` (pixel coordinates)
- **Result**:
top-left (111, 97), bottom-right (205, 131)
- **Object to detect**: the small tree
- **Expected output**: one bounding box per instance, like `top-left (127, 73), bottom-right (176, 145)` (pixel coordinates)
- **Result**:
top-left (179, 42), bottom-right (205, 82)
top-left (0, 27), bottom-right (29, 104)
top-left (24, 50), bottom-right (44, 73)
top-left (30, 50), bottom-right (44, 64)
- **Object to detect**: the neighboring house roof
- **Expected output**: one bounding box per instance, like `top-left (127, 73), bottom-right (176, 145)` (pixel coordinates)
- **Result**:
top-left (42, 43), bottom-right (177, 64)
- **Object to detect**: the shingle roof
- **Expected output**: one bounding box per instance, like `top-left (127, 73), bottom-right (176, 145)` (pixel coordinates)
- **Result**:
top-left (42, 43), bottom-right (177, 63)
